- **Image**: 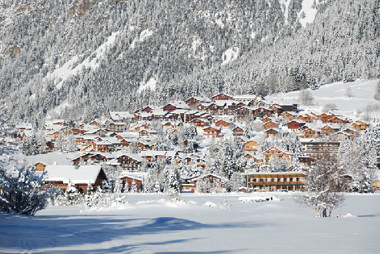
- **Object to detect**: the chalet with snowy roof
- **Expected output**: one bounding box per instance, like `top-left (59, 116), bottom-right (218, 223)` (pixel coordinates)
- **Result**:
top-left (84, 128), bottom-right (107, 137)
top-left (109, 122), bottom-right (126, 132)
top-left (281, 112), bottom-right (295, 121)
top-left (116, 154), bottom-right (144, 171)
top-left (223, 101), bottom-right (245, 115)
top-left (301, 140), bottom-right (340, 157)
top-left (298, 114), bottom-right (313, 123)
top-left (351, 120), bottom-right (370, 132)
top-left (162, 101), bottom-right (190, 112)
top-left (215, 119), bottom-right (232, 128)
top-left (263, 147), bottom-right (292, 166)
top-left (211, 93), bottom-right (233, 101)
top-left (270, 103), bottom-right (298, 115)
top-left (265, 128), bottom-right (281, 138)
top-left (120, 172), bottom-right (144, 192)
top-left (43, 165), bottom-right (107, 194)
top-left (109, 111), bottom-right (133, 122)
top-left (287, 120), bottom-right (306, 132)
top-left (185, 96), bottom-right (211, 108)
top-left (333, 131), bottom-right (354, 140)
top-left (243, 171), bottom-right (305, 192)
top-left (197, 102), bottom-right (213, 111)
top-left (34, 162), bottom-right (47, 171)
top-left (243, 140), bottom-right (259, 153)
top-left (92, 140), bottom-right (114, 152)
top-left (328, 116), bottom-right (351, 124)
top-left (203, 126), bottom-right (222, 138)
top-left (89, 120), bottom-right (100, 127)
top-left (232, 126), bottom-right (244, 136)
top-left (251, 107), bottom-right (274, 118)
top-left (128, 123), bottom-right (150, 132)
top-left (300, 127), bottom-right (320, 139)
top-left (137, 141), bottom-right (153, 151)
top-left (235, 106), bottom-right (253, 120)
top-left (184, 110), bottom-right (200, 122)
top-left (321, 125), bottom-right (340, 136)
top-left (193, 174), bottom-right (229, 193)
top-left (72, 129), bottom-right (87, 135)
top-left (320, 113), bottom-right (336, 124)
top-left (263, 121), bottom-right (278, 130)
top-left (140, 151), bottom-right (177, 165)
top-left (191, 119), bottom-right (210, 131)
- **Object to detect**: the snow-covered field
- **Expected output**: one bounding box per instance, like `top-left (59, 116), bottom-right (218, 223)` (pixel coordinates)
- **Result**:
top-left (267, 79), bottom-right (380, 120)
top-left (1, 193), bottom-right (379, 254)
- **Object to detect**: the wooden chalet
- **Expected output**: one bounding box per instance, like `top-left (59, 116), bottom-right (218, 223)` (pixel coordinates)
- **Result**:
top-left (191, 119), bottom-right (210, 131)
top-left (321, 125), bottom-right (339, 136)
top-left (211, 93), bottom-right (233, 101)
top-left (34, 162), bottom-right (47, 171)
top-left (43, 165), bottom-right (107, 194)
top-left (320, 113), bottom-right (336, 124)
top-left (243, 140), bottom-right (259, 152)
top-left (301, 140), bottom-right (340, 157)
top-left (120, 173), bottom-right (144, 193)
top-left (263, 147), bottom-right (292, 166)
top-left (117, 153), bottom-right (144, 171)
top-left (193, 174), bottom-right (228, 193)
top-left (243, 171), bottom-right (305, 192)
top-left (281, 112), bottom-right (295, 121)
top-left (263, 121), bottom-right (278, 130)
top-left (287, 120), bottom-right (306, 132)
top-left (92, 140), bottom-right (114, 152)
top-left (265, 128), bottom-right (281, 138)
top-left (185, 96), bottom-right (211, 108)
top-left (203, 126), bottom-right (221, 138)
top-left (301, 127), bottom-right (319, 139)
top-left (215, 119), bottom-right (232, 128)
top-left (232, 126), bottom-right (244, 136)
top-left (109, 122), bottom-right (126, 132)
top-left (351, 120), bottom-right (370, 132)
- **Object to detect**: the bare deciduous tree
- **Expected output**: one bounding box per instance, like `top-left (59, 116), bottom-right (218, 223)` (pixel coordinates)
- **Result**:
top-left (296, 149), bottom-right (348, 217)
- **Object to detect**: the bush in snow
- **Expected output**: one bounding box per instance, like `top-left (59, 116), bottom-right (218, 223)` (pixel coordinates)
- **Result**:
top-left (0, 164), bottom-right (53, 216)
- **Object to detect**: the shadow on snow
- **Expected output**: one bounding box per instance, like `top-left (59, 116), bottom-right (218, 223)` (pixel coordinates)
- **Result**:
top-left (0, 214), bottom-right (264, 253)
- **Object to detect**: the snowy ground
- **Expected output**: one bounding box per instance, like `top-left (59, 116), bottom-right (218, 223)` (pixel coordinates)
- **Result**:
top-left (266, 79), bottom-right (379, 120)
top-left (1, 193), bottom-right (379, 254)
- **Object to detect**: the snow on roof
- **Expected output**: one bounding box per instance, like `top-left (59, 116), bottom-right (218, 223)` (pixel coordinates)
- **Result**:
top-left (116, 153), bottom-right (144, 162)
top-left (120, 171), bottom-right (147, 180)
top-left (44, 165), bottom-right (104, 184)
top-left (109, 111), bottom-right (133, 119)
top-left (139, 150), bottom-right (177, 157)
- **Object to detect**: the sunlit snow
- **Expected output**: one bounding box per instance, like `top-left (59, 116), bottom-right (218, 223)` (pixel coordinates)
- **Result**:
top-left (298, 0), bottom-right (318, 27)
top-left (221, 47), bottom-right (239, 66)
top-left (279, 0), bottom-right (291, 25)
top-left (137, 77), bottom-right (157, 94)
top-left (47, 32), bottom-right (120, 89)
top-left (131, 29), bottom-right (154, 49)
top-left (0, 194), bottom-right (379, 253)
top-left (266, 79), bottom-right (380, 120)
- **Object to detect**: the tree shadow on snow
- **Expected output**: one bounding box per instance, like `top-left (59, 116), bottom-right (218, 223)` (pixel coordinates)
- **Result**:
top-left (0, 215), bottom-right (264, 253)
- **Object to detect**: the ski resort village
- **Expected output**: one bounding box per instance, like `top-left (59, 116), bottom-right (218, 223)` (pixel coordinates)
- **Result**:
top-left (3, 88), bottom-right (380, 196)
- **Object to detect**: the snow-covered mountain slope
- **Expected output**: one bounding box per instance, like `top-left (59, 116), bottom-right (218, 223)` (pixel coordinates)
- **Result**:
top-left (267, 79), bottom-right (380, 121)
top-left (0, 0), bottom-right (379, 123)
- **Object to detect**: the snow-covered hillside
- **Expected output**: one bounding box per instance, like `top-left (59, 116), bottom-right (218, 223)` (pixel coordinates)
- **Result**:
top-left (0, 193), bottom-right (379, 253)
top-left (267, 79), bottom-right (380, 120)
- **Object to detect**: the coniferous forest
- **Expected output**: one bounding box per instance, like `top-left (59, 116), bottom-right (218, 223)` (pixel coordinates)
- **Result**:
top-left (0, 0), bottom-right (379, 125)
